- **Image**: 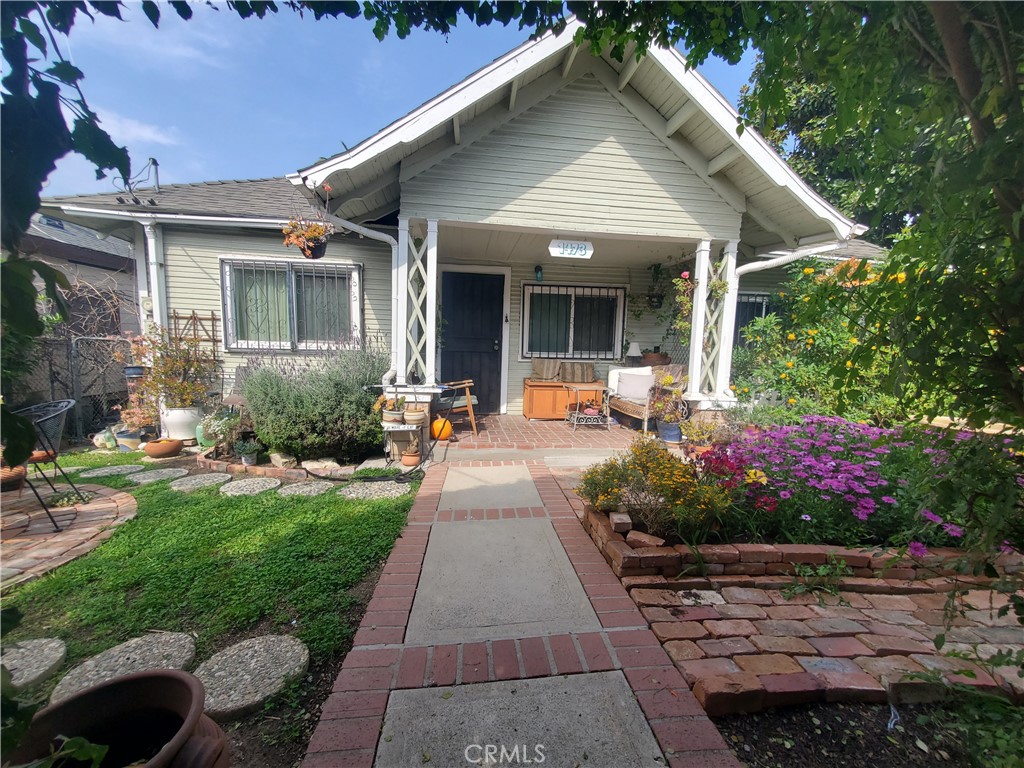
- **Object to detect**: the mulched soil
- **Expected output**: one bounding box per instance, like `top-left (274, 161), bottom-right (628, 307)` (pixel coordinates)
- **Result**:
top-left (716, 701), bottom-right (971, 767)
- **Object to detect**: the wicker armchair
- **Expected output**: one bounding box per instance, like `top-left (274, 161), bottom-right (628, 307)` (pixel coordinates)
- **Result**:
top-left (607, 364), bottom-right (688, 432)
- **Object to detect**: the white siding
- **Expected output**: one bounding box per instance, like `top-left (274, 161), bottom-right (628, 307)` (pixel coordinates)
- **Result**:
top-left (160, 227), bottom-right (392, 387)
top-left (403, 75), bottom-right (741, 241)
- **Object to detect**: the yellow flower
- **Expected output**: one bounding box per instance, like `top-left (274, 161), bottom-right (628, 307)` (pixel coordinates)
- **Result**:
top-left (803, 296), bottom-right (811, 302)
top-left (780, 373), bottom-right (788, 379)
top-left (729, 384), bottom-right (737, 391)
top-left (849, 337), bottom-right (858, 345)
top-left (742, 387), bottom-right (749, 393)
top-left (808, 329), bottom-right (819, 336)
top-left (785, 361), bottom-right (794, 369)
top-left (787, 398), bottom-right (796, 405)
top-left (745, 469), bottom-right (768, 485)
top-left (803, 267), bottom-right (815, 275)
top-left (787, 333), bottom-right (796, 341)
top-left (845, 360), bottom-right (854, 369)
top-left (778, 291), bottom-right (786, 298)
top-left (897, 272), bottom-right (906, 284)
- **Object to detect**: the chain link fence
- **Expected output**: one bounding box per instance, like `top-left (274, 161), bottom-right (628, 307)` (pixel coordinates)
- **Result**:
top-left (10, 336), bottom-right (132, 441)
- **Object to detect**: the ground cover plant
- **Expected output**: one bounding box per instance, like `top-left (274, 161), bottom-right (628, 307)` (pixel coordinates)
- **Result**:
top-left (6, 466), bottom-right (411, 665)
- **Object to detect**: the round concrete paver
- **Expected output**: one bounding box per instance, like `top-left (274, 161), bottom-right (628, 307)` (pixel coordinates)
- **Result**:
top-left (278, 480), bottom-right (334, 497)
top-left (338, 480), bottom-right (411, 501)
top-left (196, 635), bottom-right (309, 721)
top-left (220, 478), bottom-right (281, 496)
top-left (128, 468), bottom-right (190, 485)
top-left (169, 473), bottom-right (232, 492)
top-left (78, 464), bottom-right (146, 478)
top-left (2, 638), bottom-right (66, 691)
top-left (50, 632), bottom-right (195, 704)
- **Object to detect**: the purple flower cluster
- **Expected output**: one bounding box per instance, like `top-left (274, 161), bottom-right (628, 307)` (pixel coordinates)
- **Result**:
top-left (726, 416), bottom-right (899, 523)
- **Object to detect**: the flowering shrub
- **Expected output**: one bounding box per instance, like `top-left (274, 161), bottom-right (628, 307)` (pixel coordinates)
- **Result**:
top-left (702, 416), bottom-right (1024, 551)
top-left (578, 435), bottom-right (734, 542)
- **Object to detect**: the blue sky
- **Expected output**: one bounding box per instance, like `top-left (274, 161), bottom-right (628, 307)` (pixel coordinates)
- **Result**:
top-left (45, 5), bottom-right (756, 197)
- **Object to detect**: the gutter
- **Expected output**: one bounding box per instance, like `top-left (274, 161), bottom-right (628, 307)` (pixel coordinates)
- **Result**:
top-left (736, 242), bottom-right (845, 277)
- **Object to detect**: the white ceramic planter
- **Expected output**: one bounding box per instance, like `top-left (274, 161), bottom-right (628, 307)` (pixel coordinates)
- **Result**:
top-left (161, 407), bottom-right (203, 441)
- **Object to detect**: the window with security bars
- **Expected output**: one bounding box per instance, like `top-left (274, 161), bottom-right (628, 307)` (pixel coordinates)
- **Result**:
top-left (734, 293), bottom-right (776, 345)
top-left (221, 260), bottom-right (361, 351)
top-left (522, 284), bottom-right (625, 359)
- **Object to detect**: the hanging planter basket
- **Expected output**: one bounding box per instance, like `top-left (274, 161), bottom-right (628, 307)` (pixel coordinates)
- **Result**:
top-left (283, 217), bottom-right (335, 260)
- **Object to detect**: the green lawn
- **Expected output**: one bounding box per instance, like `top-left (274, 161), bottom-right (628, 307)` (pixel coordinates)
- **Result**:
top-left (7, 459), bottom-right (412, 667)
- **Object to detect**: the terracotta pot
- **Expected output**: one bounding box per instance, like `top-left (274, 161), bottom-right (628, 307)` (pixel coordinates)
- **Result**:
top-left (144, 438), bottom-right (184, 459)
top-left (401, 451), bottom-right (421, 467)
top-left (8, 669), bottom-right (229, 768)
top-left (687, 444), bottom-right (713, 459)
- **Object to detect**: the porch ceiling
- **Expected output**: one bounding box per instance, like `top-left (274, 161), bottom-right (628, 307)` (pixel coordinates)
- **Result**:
top-left (436, 221), bottom-right (700, 267)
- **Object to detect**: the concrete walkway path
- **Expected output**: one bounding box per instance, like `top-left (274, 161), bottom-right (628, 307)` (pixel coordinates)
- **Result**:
top-left (303, 459), bottom-right (740, 768)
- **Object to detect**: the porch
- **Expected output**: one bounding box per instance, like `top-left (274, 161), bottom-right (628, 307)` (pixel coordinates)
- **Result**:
top-left (437, 413), bottom-right (636, 451)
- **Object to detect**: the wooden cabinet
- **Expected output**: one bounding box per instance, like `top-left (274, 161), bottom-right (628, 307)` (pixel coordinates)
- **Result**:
top-left (522, 378), bottom-right (605, 420)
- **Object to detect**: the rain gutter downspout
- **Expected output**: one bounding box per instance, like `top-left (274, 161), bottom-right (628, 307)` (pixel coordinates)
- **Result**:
top-left (735, 242), bottom-right (845, 277)
top-left (324, 213), bottom-right (399, 387)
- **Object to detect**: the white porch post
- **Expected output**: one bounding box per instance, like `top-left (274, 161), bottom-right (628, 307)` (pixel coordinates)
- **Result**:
top-left (713, 239), bottom-right (740, 400)
top-left (424, 220), bottom-right (439, 385)
top-left (395, 217), bottom-right (411, 385)
top-left (685, 239), bottom-right (712, 401)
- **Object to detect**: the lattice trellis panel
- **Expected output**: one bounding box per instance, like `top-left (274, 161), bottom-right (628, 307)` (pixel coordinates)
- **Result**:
top-left (405, 236), bottom-right (429, 381)
top-left (699, 253), bottom-right (729, 394)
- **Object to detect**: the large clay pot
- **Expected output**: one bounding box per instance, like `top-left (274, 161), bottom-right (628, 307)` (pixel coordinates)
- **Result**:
top-left (162, 408), bottom-right (203, 441)
top-left (401, 451), bottom-right (421, 467)
top-left (144, 438), bottom-right (184, 459)
top-left (8, 669), bottom-right (229, 767)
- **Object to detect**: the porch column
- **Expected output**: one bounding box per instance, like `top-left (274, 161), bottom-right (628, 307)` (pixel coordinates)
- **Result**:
top-left (713, 240), bottom-right (740, 400)
top-left (685, 239), bottom-right (712, 401)
top-left (424, 220), bottom-right (439, 385)
top-left (395, 217), bottom-right (411, 384)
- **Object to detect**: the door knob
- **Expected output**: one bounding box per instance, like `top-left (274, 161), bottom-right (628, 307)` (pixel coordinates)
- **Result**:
top-left (493, 339), bottom-right (500, 351)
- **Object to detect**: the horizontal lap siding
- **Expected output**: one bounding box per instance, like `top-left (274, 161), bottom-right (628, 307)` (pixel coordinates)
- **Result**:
top-left (161, 228), bottom-right (392, 386)
top-left (403, 75), bottom-right (740, 241)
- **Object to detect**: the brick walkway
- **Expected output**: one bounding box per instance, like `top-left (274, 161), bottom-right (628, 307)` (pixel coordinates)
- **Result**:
top-left (1, 483), bottom-right (137, 592)
top-left (305, 460), bottom-right (740, 768)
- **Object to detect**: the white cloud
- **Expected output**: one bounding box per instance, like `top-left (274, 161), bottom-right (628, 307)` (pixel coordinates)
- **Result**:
top-left (96, 108), bottom-right (179, 147)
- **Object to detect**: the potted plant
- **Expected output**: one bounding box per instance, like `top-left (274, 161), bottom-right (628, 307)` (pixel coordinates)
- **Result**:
top-left (400, 433), bottom-right (422, 467)
top-left (197, 410), bottom-right (240, 450)
top-left (143, 438), bottom-right (184, 459)
top-left (680, 419), bottom-right (718, 458)
top-left (403, 403), bottom-right (428, 426)
top-left (234, 439), bottom-right (261, 466)
top-left (117, 331), bottom-right (217, 442)
top-left (282, 217), bottom-right (335, 259)
top-left (112, 393), bottom-right (158, 450)
top-left (373, 394), bottom-right (406, 424)
top-left (649, 373), bottom-right (685, 444)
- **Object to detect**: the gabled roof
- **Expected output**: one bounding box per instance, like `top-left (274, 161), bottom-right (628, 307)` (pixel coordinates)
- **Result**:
top-left (290, 21), bottom-right (864, 251)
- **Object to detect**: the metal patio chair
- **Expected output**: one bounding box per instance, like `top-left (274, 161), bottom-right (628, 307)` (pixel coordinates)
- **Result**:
top-left (12, 399), bottom-right (87, 505)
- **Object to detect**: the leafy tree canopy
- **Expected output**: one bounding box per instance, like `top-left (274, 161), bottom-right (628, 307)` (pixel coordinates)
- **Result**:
top-left (1, 1), bottom-right (1022, 454)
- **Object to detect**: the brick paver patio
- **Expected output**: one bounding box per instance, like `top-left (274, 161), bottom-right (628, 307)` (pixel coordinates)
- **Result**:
top-left (1, 483), bottom-right (137, 591)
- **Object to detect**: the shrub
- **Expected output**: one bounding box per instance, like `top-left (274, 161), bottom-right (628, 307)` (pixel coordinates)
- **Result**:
top-left (242, 343), bottom-right (389, 461)
top-left (576, 459), bottom-right (625, 511)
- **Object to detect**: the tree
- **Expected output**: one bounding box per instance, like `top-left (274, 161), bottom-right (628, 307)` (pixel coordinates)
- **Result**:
top-left (2, 2), bottom-right (1022, 459)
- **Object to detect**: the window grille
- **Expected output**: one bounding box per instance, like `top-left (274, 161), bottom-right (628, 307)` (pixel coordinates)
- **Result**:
top-left (734, 293), bottom-right (775, 345)
top-left (221, 260), bottom-right (361, 351)
top-left (522, 284), bottom-right (625, 359)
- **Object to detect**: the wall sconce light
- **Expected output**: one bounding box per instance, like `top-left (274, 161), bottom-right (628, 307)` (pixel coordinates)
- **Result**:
top-left (626, 341), bottom-right (642, 366)
top-left (534, 265), bottom-right (543, 282)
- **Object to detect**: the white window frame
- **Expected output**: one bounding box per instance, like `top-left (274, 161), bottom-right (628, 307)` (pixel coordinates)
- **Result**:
top-left (520, 283), bottom-right (626, 360)
top-left (220, 258), bottom-right (362, 352)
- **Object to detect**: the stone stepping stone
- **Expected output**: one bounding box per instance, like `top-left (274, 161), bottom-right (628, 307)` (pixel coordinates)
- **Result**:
top-left (220, 477), bottom-right (281, 496)
top-left (278, 480), bottom-right (334, 497)
top-left (195, 635), bottom-right (309, 721)
top-left (1, 638), bottom-right (66, 691)
top-left (50, 632), bottom-right (195, 704)
top-left (128, 468), bottom-right (190, 485)
top-left (79, 464), bottom-right (146, 478)
top-left (169, 473), bottom-right (232, 492)
top-left (338, 480), bottom-right (411, 501)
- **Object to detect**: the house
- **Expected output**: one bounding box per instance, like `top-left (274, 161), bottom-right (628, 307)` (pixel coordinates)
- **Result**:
top-left (22, 213), bottom-right (140, 336)
top-left (41, 21), bottom-right (867, 416)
